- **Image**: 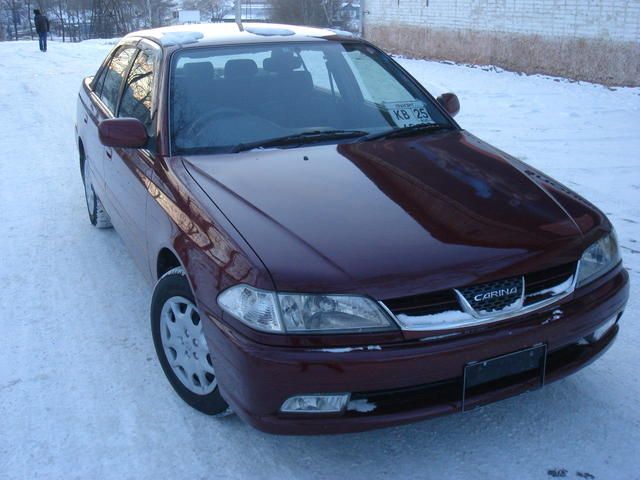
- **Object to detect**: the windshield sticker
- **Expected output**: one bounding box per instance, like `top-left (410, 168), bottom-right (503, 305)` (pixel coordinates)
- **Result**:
top-left (383, 101), bottom-right (433, 128)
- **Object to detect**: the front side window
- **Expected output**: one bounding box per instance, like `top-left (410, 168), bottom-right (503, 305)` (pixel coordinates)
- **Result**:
top-left (119, 48), bottom-right (157, 133)
top-left (170, 42), bottom-right (452, 155)
top-left (100, 47), bottom-right (136, 114)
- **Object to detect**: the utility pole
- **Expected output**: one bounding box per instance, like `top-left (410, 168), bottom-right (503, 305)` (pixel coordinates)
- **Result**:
top-left (146, 0), bottom-right (152, 27)
top-left (235, 0), bottom-right (243, 31)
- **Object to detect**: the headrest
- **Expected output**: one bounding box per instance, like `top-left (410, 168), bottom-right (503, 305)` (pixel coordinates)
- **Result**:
top-left (292, 70), bottom-right (313, 91)
top-left (263, 50), bottom-right (302, 73)
top-left (224, 59), bottom-right (258, 79)
top-left (181, 62), bottom-right (214, 80)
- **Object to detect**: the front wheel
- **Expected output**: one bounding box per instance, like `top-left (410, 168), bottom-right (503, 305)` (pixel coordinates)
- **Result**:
top-left (151, 267), bottom-right (229, 415)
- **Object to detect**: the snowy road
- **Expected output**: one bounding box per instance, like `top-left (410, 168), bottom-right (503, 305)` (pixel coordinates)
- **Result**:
top-left (0, 39), bottom-right (639, 480)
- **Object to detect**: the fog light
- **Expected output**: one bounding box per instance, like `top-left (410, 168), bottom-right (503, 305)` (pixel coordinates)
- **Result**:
top-left (280, 394), bottom-right (350, 413)
top-left (586, 315), bottom-right (618, 344)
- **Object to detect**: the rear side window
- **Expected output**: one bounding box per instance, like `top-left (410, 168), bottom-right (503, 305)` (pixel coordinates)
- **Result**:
top-left (100, 47), bottom-right (136, 114)
top-left (119, 48), bottom-right (157, 133)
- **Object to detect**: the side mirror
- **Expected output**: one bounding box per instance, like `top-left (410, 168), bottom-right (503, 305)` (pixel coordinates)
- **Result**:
top-left (437, 93), bottom-right (460, 118)
top-left (98, 118), bottom-right (148, 149)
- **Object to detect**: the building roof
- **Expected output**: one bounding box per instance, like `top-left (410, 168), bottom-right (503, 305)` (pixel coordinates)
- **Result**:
top-left (126, 22), bottom-right (353, 48)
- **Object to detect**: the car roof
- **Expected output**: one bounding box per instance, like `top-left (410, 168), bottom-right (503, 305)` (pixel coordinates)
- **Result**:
top-left (127, 22), bottom-right (355, 49)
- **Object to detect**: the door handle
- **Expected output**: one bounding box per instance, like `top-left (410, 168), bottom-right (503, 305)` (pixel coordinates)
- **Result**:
top-left (106, 149), bottom-right (113, 159)
top-left (83, 115), bottom-right (88, 124)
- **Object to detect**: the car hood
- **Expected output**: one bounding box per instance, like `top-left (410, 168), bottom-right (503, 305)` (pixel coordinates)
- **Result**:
top-left (182, 130), bottom-right (590, 299)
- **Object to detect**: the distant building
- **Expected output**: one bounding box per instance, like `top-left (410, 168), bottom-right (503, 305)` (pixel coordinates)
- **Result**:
top-left (223, 0), bottom-right (271, 22)
top-left (170, 9), bottom-right (201, 25)
top-left (363, 0), bottom-right (639, 87)
top-left (333, 1), bottom-right (361, 34)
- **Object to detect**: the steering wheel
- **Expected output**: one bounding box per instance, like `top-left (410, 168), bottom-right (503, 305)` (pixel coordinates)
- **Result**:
top-left (184, 107), bottom-right (249, 141)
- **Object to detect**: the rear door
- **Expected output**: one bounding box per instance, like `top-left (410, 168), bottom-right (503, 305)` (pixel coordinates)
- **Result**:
top-left (82, 45), bottom-right (136, 201)
top-left (104, 40), bottom-right (162, 279)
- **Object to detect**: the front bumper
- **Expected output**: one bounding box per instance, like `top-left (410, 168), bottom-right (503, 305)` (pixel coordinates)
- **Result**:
top-left (202, 265), bottom-right (629, 435)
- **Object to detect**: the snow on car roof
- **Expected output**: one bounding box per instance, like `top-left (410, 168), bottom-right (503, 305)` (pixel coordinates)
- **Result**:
top-left (127, 22), bottom-right (352, 48)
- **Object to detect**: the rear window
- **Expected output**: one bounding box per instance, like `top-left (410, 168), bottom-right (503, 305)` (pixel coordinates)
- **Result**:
top-left (169, 42), bottom-right (450, 155)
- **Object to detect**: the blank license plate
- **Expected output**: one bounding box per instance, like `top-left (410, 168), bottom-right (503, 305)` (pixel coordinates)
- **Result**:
top-left (462, 344), bottom-right (547, 410)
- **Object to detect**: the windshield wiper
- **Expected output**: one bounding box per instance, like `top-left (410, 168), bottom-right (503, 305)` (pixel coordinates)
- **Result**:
top-left (361, 123), bottom-right (454, 142)
top-left (231, 129), bottom-right (369, 153)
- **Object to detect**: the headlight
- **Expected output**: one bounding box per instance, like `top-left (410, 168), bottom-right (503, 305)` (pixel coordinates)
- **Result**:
top-left (576, 232), bottom-right (620, 288)
top-left (278, 293), bottom-right (394, 333)
top-left (216, 285), bottom-right (283, 332)
top-left (217, 285), bottom-right (396, 334)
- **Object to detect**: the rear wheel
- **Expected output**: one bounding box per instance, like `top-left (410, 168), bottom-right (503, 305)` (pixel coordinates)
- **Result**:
top-left (82, 154), bottom-right (111, 228)
top-left (151, 267), bottom-right (229, 415)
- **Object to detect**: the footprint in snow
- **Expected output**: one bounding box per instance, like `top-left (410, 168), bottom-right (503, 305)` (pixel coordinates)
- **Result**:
top-left (547, 469), bottom-right (595, 479)
top-left (547, 468), bottom-right (568, 478)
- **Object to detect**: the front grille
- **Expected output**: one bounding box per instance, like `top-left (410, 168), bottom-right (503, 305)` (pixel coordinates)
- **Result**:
top-left (524, 262), bottom-right (576, 306)
top-left (382, 262), bottom-right (577, 330)
top-left (456, 277), bottom-right (523, 314)
top-left (383, 289), bottom-right (459, 317)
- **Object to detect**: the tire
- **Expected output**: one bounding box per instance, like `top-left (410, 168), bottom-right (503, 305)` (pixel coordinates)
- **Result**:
top-left (82, 154), bottom-right (112, 228)
top-left (151, 267), bottom-right (229, 415)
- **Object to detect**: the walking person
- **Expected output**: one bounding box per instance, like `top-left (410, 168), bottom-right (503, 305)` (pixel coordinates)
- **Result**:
top-left (34, 9), bottom-right (50, 52)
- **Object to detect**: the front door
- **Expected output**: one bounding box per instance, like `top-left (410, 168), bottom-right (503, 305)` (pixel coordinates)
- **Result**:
top-left (104, 42), bottom-right (161, 280)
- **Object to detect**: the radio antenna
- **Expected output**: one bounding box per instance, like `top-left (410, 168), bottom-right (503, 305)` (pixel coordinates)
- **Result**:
top-left (235, 0), bottom-right (244, 31)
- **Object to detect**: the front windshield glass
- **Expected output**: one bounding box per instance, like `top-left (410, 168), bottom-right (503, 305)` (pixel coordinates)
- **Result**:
top-left (169, 41), bottom-right (452, 155)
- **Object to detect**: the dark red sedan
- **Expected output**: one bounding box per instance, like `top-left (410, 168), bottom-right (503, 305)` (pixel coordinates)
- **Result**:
top-left (75, 23), bottom-right (629, 434)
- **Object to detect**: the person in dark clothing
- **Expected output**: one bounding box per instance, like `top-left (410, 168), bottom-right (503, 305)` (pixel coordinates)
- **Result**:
top-left (34, 9), bottom-right (50, 52)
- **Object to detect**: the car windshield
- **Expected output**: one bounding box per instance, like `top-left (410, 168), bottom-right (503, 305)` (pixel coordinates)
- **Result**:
top-left (169, 41), bottom-right (453, 155)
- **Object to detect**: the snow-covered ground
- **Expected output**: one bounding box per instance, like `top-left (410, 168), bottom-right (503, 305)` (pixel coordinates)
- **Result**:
top-left (0, 39), bottom-right (638, 480)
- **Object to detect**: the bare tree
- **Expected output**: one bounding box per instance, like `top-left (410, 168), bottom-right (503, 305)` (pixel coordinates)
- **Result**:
top-left (181, 0), bottom-right (231, 22)
top-left (1, 0), bottom-right (22, 40)
top-left (53, 0), bottom-right (67, 41)
top-left (148, 0), bottom-right (175, 27)
top-left (0, 0), bottom-right (178, 42)
top-left (25, 0), bottom-right (34, 38)
top-left (64, 0), bottom-right (91, 40)
top-left (87, 0), bottom-right (148, 37)
top-left (211, 0), bottom-right (232, 21)
top-left (269, 0), bottom-right (337, 27)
